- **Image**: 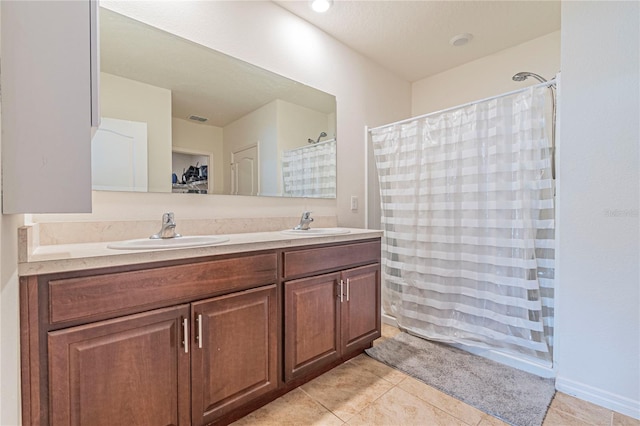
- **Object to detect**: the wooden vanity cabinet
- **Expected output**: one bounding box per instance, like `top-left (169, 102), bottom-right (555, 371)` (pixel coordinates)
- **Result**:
top-left (22, 252), bottom-right (279, 426)
top-left (283, 241), bottom-right (381, 381)
top-left (340, 264), bottom-right (382, 355)
top-left (191, 285), bottom-right (278, 425)
top-left (284, 272), bottom-right (342, 380)
top-left (20, 238), bottom-right (381, 426)
top-left (48, 305), bottom-right (192, 426)
top-left (47, 285), bottom-right (279, 426)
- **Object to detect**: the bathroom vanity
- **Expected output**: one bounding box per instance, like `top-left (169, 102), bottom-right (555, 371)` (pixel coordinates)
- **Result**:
top-left (19, 229), bottom-right (381, 425)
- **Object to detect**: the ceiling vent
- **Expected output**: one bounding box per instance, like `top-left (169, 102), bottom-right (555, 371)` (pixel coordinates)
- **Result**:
top-left (188, 115), bottom-right (208, 123)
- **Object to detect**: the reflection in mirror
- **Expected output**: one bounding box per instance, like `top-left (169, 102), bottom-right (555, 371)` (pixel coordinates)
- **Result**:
top-left (94, 7), bottom-right (337, 198)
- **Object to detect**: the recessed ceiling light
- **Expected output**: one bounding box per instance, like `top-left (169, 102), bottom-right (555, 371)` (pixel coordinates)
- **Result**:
top-left (449, 33), bottom-right (474, 47)
top-left (310, 0), bottom-right (333, 13)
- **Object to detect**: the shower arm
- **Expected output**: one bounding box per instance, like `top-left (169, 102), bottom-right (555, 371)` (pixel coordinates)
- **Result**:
top-left (308, 131), bottom-right (328, 144)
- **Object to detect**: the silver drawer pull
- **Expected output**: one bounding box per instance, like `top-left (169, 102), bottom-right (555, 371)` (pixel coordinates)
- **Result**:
top-left (182, 317), bottom-right (189, 353)
top-left (339, 280), bottom-right (344, 303)
top-left (346, 278), bottom-right (350, 302)
top-left (197, 314), bottom-right (203, 349)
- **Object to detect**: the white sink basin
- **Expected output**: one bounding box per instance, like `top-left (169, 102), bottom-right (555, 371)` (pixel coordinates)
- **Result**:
top-left (108, 235), bottom-right (230, 250)
top-left (281, 228), bottom-right (351, 236)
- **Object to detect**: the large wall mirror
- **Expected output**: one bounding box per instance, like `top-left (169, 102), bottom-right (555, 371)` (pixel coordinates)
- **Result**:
top-left (93, 7), bottom-right (337, 199)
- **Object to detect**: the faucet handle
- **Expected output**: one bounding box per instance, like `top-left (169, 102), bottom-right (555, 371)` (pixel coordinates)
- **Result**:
top-left (150, 212), bottom-right (180, 239)
top-left (294, 211), bottom-right (314, 230)
top-left (163, 212), bottom-right (175, 224)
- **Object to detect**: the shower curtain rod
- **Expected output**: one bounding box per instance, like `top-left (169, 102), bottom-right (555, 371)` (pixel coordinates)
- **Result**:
top-left (368, 78), bottom-right (556, 132)
top-left (285, 138), bottom-right (336, 153)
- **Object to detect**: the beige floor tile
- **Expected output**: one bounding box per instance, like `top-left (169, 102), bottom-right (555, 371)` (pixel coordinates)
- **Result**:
top-left (550, 393), bottom-right (612, 426)
top-left (231, 388), bottom-right (344, 426)
top-left (373, 324), bottom-right (403, 347)
top-left (397, 376), bottom-right (485, 425)
top-left (381, 323), bottom-right (402, 339)
top-left (346, 354), bottom-right (408, 385)
top-left (345, 386), bottom-right (466, 426)
top-left (613, 411), bottom-right (640, 426)
top-left (477, 414), bottom-right (510, 426)
top-left (543, 407), bottom-right (603, 426)
top-left (372, 336), bottom-right (389, 346)
top-left (300, 361), bottom-right (395, 422)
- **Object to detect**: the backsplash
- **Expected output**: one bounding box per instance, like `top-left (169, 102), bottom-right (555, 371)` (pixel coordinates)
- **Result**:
top-left (34, 216), bottom-right (338, 246)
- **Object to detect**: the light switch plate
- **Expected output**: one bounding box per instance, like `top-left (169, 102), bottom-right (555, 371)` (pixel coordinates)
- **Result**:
top-left (350, 195), bottom-right (358, 211)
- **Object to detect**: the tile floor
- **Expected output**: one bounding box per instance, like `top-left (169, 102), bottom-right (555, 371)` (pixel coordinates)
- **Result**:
top-left (233, 324), bottom-right (640, 426)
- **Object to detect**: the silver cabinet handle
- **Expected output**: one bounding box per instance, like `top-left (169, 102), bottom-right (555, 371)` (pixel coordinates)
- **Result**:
top-left (182, 317), bottom-right (189, 354)
top-left (339, 280), bottom-right (344, 303)
top-left (197, 314), bottom-right (203, 349)
top-left (346, 278), bottom-right (350, 302)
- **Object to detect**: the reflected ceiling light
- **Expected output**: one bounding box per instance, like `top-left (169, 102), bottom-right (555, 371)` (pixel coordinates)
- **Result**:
top-left (310, 0), bottom-right (333, 13)
top-left (449, 33), bottom-right (473, 47)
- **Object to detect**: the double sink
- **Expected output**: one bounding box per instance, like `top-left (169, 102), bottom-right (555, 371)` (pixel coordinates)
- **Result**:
top-left (108, 228), bottom-right (350, 250)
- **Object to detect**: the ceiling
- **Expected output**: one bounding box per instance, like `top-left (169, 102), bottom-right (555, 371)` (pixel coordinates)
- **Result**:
top-left (274, 0), bottom-right (561, 82)
top-left (100, 1), bottom-right (560, 127)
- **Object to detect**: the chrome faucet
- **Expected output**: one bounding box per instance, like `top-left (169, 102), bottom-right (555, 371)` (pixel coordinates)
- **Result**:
top-left (150, 212), bottom-right (181, 239)
top-left (294, 211), bottom-right (314, 230)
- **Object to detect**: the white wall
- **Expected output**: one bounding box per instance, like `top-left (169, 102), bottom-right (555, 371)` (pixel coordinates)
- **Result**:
top-left (412, 31), bottom-right (560, 116)
top-left (224, 100), bottom-right (278, 196)
top-left (0, 5), bottom-right (25, 422)
top-left (0, 6), bottom-right (24, 423)
top-left (555, 1), bottom-right (639, 418)
top-left (277, 100), bottom-right (330, 153)
top-left (0, 213), bottom-right (22, 426)
top-left (96, 0), bottom-right (411, 226)
top-left (101, 72), bottom-right (173, 192)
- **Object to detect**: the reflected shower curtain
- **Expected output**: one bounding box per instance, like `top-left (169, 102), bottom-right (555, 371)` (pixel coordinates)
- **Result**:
top-left (282, 139), bottom-right (337, 198)
top-left (371, 86), bottom-right (555, 361)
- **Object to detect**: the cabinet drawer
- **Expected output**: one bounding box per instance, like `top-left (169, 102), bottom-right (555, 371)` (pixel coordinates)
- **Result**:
top-left (49, 253), bottom-right (277, 325)
top-left (283, 240), bottom-right (380, 279)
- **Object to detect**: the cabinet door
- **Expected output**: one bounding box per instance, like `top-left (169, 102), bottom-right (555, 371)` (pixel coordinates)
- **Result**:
top-left (341, 264), bottom-right (381, 355)
top-left (284, 273), bottom-right (341, 381)
top-left (48, 305), bottom-right (191, 426)
top-left (191, 285), bottom-right (278, 425)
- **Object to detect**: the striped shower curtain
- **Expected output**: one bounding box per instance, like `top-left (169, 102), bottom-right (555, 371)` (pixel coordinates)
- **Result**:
top-left (282, 139), bottom-right (337, 198)
top-left (371, 86), bottom-right (555, 361)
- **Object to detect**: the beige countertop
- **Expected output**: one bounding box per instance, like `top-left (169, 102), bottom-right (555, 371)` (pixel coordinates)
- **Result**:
top-left (19, 228), bottom-right (383, 276)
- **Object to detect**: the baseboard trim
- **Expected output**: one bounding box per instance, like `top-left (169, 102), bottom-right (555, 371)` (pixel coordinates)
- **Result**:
top-left (556, 376), bottom-right (640, 420)
top-left (382, 312), bottom-right (397, 327)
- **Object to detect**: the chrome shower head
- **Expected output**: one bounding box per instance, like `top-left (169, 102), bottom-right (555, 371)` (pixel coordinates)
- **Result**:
top-left (308, 132), bottom-right (328, 144)
top-left (512, 72), bottom-right (548, 83)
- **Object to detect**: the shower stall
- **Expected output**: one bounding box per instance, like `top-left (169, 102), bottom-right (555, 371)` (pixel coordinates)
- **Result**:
top-left (368, 76), bottom-right (557, 372)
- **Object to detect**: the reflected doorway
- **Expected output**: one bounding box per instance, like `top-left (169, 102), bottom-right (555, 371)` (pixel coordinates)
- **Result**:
top-left (231, 144), bottom-right (259, 196)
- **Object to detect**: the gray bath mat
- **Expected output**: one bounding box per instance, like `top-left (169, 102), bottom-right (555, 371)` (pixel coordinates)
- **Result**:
top-left (366, 332), bottom-right (555, 426)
